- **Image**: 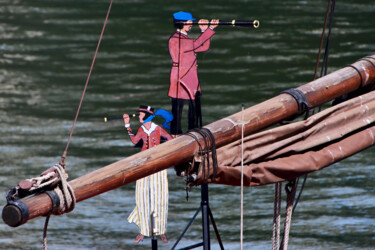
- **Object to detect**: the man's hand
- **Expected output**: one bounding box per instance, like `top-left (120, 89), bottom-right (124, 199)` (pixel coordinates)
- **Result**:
top-left (123, 114), bottom-right (130, 124)
top-left (199, 19), bottom-right (209, 32)
top-left (209, 19), bottom-right (219, 29)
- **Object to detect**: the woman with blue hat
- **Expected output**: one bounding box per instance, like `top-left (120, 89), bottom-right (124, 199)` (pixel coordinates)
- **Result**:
top-left (168, 11), bottom-right (219, 135)
top-left (123, 105), bottom-right (173, 244)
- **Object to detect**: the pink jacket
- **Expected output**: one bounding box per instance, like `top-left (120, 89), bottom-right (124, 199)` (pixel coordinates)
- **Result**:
top-left (168, 28), bottom-right (215, 100)
top-left (129, 122), bottom-right (173, 151)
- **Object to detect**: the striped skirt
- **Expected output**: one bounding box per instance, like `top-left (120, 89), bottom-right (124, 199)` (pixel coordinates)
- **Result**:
top-left (128, 169), bottom-right (168, 236)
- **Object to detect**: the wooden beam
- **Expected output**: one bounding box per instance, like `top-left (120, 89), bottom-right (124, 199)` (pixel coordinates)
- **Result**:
top-left (2, 54), bottom-right (375, 227)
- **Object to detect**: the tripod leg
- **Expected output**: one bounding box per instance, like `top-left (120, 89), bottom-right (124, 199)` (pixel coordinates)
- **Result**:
top-left (208, 207), bottom-right (224, 250)
top-left (171, 205), bottom-right (202, 250)
top-left (202, 204), bottom-right (210, 249)
top-left (201, 184), bottom-right (210, 250)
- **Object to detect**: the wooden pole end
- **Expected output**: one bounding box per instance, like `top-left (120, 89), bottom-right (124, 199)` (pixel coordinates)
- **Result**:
top-left (2, 201), bottom-right (29, 227)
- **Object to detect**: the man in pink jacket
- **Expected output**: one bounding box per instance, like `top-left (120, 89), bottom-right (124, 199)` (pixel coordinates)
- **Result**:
top-left (168, 11), bottom-right (219, 135)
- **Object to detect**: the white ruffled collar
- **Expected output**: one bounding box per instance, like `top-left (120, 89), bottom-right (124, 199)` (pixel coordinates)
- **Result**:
top-left (141, 122), bottom-right (157, 136)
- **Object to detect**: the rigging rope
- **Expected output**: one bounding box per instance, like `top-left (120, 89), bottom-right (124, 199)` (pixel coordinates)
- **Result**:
top-left (186, 128), bottom-right (218, 183)
top-left (313, 0), bottom-right (332, 80)
top-left (240, 104), bottom-right (245, 250)
top-left (272, 182), bottom-right (282, 250)
top-left (184, 128), bottom-right (223, 250)
top-left (43, 164), bottom-right (76, 250)
top-left (60, 0), bottom-right (114, 165)
top-left (294, 0), bottom-right (336, 212)
top-left (320, 0), bottom-right (336, 77)
top-left (273, 2), bottom-right (336, 248)
top-left (43, 1), bottom-right (114, 249)
top-left (280, 180), bottom-right (297, 250)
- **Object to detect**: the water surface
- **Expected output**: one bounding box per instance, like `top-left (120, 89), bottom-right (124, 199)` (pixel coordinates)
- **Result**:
top-left (1, 0), bottom-right (375, 249)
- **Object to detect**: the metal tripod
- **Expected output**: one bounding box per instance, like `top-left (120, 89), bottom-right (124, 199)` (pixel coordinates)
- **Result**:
top-left (171, 184), bottom-right (224, 250)
top-left (171, 97), bottom-right (223, 249)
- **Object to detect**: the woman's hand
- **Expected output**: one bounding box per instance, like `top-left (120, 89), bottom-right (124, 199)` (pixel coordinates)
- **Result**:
top-left (123, 114), bottom-right (130, 124)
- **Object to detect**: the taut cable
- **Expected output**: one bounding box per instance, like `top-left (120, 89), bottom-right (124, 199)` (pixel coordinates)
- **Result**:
top-left (313, 0), bottom-right (331, 81)
top-left (240, 104), bottom-right (244, 250)
top-left (60, 0), bottom-right (114, 165)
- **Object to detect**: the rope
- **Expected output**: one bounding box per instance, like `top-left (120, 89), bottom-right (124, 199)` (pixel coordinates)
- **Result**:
top-left (26, 172), bottom-right (58, 192)
top-left (186, 128), bottom-right (218, 184)
top-left (292, 176), bottom-right (307, 213)
top-left (280, 180), bottom-right (297, 250)
top-left (320, 0), bottom-right (336, 77)
top-left (313, 0), bottom-right (332, 80)
top-left (240, 104), bottom-right (245, 250)
top-left (43, 215), bottom-right (51, 250)
top-left (44, 1), bottom-right (113, 247)
top-left (272, 182), bottom-right (282, 250)
top-left (43, 164), bottom-right (76, 250)
top-left (285, 1), bottom-right (337, 238)
top-left (60, 0), bottom-right (113, 164)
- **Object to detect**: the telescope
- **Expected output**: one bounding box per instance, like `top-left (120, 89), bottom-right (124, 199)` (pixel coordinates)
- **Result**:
top-left (174, 19), bottom-right (260, 29)
top-left (104, 113), bottom-right (138, 123)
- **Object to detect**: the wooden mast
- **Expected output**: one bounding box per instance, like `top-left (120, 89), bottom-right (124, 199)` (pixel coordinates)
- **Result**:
top-left (2, 54), bottom-right (375, 227)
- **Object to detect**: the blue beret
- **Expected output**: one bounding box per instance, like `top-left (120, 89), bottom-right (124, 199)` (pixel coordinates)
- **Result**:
top-left (173, 11), bottom-right (196, 21)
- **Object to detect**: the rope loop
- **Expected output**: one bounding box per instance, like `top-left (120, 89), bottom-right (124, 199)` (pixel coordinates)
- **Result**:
top-left (43, 163), bottom-right (76, 250)
top-left (185, 127), bottom-right (218, 184)
top-left (49, 163), bottom-right (76, 215)
top-left (285, 179), bottom-right (295, 195)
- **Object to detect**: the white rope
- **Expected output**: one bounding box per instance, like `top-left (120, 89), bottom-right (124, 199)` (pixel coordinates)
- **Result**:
top-left (240, 104), bottom-right (245, 250)
top-left (27, 172), bottom-right (57, 192)
top-left (52, 164), bottom-right (76, 214)
top-left (281, 181), bottom-right (297, 250)
top-left (43, 163), bottom-right (76, 250)
top-left (272, 182), bottom-right (282, 250)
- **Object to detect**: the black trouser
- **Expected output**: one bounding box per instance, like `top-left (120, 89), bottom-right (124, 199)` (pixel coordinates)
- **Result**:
top-left (171, 91), bottom-right (202, 135)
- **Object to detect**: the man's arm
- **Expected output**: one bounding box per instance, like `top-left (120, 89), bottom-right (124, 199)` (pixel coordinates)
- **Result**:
top-left (169, 36), bottom-right (180, 64)
top-left (194, 19), bottom-right (218, 52)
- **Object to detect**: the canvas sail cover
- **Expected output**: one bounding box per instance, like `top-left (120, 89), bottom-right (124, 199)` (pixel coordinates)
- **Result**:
top-left (189, 91), bottom-right (375, 187)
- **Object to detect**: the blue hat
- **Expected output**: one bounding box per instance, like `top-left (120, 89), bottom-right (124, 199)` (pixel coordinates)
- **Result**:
top-left (173, 11), bottom-right (196, 21)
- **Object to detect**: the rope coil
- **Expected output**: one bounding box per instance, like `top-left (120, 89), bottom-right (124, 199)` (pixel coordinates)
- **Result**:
top-left (186, 128), bottom-right (218, 184)
top-left (50, 164), bottom-right (76, 215)
top-left (43, 163), bottom-right (76, 250)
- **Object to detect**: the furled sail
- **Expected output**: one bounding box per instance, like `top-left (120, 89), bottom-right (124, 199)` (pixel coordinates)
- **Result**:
top-left (190, 90), bottom-right (375, 186)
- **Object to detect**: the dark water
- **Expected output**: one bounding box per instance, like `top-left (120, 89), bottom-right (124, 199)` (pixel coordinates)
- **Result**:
top-left (1, 0), bottom-right (375, 249)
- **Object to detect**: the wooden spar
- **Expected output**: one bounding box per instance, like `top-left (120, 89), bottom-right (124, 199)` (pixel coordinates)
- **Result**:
top-left (2, 54), bottom-right (375, 227)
